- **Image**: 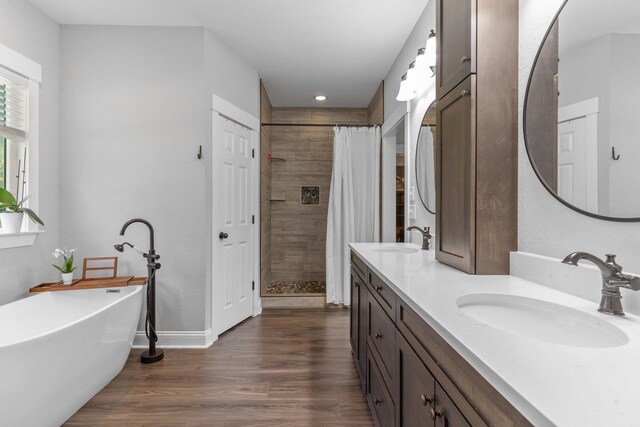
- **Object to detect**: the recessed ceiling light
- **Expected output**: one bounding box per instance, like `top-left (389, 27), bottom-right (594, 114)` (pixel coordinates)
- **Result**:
top-left (314, 95), bottom-right (327, 101)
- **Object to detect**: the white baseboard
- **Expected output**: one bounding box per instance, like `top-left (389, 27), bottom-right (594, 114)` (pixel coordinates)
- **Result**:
top-left (133, 329), bottom-right (217, 349)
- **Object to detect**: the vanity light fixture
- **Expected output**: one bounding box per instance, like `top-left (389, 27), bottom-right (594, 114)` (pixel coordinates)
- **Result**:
top-left (396, 72), bottom-right (416, 101)
top-left (425, 30), bottom-right (437, 71)
top-left (414, 47), bottom-right (428, 74)
top-left (314, 95), bottom-right (327, 101)
top-left (406, 61), bottom-right (419, 91)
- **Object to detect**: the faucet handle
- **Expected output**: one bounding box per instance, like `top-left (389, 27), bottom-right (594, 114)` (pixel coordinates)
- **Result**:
top-left (606, 254), bottom-right (617, 263)
top-left (616, 274), bottom-right (640, 291)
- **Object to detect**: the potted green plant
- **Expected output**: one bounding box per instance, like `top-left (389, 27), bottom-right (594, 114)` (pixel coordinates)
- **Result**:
top-left (0, 188), bottom-right (44, 233)
top-left (52, 248), bottom-right (77, 285)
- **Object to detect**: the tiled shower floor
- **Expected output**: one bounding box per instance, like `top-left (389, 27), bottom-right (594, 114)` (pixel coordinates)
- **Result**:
top-left (265, 280), bottom-right (326, 296)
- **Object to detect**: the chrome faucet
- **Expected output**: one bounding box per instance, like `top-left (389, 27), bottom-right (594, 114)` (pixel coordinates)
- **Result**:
top-left (407, 226), bottom-right (432, 250)
top-left (562, 252), bottom-right (640, 316)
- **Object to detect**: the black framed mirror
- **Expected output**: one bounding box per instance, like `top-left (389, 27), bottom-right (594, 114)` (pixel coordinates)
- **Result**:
top-left (415, 101), bottom-right (436, 215)
top-left (524, 0), bottom-right (640, 221)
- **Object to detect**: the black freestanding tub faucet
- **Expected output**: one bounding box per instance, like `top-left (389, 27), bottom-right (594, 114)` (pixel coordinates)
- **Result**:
top-left (116, 218), bottom-right (164, 364)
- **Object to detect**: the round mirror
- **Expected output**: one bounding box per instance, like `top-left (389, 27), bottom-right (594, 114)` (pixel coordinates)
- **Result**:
top-left (524, 0), bottom-right (640, 221)
top-left (415, 101), bottom-right (437, 214)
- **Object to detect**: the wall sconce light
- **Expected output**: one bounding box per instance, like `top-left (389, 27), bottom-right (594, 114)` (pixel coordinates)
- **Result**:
top-left (396, 72), bottom-right (415, 101)
top-left (406, 61), bottom-right (419, 91)
top-left (396, 29), bottom-right (437, 103)
top-left (425, 30), bottom-right (437, 73)
top-left (414, 47), bottom-right (428, 74)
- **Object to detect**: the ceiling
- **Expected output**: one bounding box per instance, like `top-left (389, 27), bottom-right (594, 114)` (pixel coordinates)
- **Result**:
top-left (27, 0), bottom-right (428, 107)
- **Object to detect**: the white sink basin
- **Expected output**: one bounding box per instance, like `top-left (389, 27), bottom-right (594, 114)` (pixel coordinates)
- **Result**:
top-left (457, 293), bottom-right (629, 348)
top-left (374, 247), bottom-right (419, 254)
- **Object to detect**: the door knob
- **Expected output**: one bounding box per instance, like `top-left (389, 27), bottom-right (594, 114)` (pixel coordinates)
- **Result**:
top-left (219, 232), bottom-right (229, 240)
top-left (461, 56), bottom-right (471, 63)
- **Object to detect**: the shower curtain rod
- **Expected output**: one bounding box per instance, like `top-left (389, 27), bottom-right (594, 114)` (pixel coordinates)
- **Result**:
top-left (261, 123), bottom-right (380, 128)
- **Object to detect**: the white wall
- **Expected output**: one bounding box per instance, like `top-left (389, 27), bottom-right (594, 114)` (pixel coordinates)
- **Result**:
top-left (59, 25), bottom-right (259, 334)
top-left (384, 0), bottom-right (436, 245)
top-left (0, 0), bottom-right (60, 305)
top-left (558, 35), bottom-right (611, 215)
top-left (606, 34), bottom-right (640, 217)
top-left (520, 0), bottom-right (640, 274)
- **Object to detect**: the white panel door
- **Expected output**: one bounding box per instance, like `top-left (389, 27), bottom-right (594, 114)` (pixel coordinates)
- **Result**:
top-left (558, 117), bottom-right (588, 210)
top-left (213, 113), bottom-right (253, 335)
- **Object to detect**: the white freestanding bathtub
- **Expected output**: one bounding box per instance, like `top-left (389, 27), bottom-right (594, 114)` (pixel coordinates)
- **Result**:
top-left (0, 286), bottom-right (143, 427)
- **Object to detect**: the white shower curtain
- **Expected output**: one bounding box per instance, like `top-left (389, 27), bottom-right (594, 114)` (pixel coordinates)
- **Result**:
top-left (326, 126), bottom-right (380, 305)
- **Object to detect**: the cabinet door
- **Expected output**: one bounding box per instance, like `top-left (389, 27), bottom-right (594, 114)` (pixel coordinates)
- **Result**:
top-left (358, 282), bottom-right (368, 382)
top-left (436, 75), bottom-right (476, 273)
top-left (350, 267), bottom-right (364, 385)
top-left (397, 335), bottom-right (436, 427)
top-left (434, 384), bottom-right (471, 427)
top-left (437, 0), bottom-right (475, 98)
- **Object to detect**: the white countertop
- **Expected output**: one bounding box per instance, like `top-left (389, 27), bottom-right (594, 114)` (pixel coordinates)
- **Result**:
top-left (350, 243), bottom-right (640, 427)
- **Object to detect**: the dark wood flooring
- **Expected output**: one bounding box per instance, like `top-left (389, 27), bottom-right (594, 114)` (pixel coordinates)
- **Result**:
top-left (66, 309), bottom-right (374, 426)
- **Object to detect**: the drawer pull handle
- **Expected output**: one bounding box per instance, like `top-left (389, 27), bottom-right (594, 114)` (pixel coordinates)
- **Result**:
top-left (420, 394), bottom-right (433, 406)
top-left (375, 333), bottom-right (383, 340)
top-left (430, 407), bottom-right (443, 420)
top-left (376, 285), bottom-right (383, 291)
top-left (374, 398), bottom-right (382, 406)
top-left (461, 56), bottom-right (471, 63)
top-left (461, 90), bottom-right (470, 97)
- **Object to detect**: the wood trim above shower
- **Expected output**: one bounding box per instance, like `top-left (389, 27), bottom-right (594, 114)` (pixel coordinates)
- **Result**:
top-left (367, 81), bottom-right (384, 126)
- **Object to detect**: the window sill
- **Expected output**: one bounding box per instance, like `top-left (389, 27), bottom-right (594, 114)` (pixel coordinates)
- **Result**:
top-left (0, 230), bottom-right (44, 250)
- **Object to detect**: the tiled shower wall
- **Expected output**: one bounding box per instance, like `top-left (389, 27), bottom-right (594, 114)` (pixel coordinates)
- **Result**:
top-left (260, 82), bottom-right (272, 293)
top-left (269, 108), bottom-right (368, 285)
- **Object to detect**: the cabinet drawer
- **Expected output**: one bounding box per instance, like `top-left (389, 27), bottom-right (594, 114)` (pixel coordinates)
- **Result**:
top-left (368, 270), bottom-right (396, 318)
top-left (397, 335), bottom-right (436, 427)
top-left (434, 383), bottom-right (470, 427)
top-left (368, 294), bottom-right (395, 386)
top-left (367, 350), bottom-right (396, 427)
top-left (351, 252), bottom-right (368, 282)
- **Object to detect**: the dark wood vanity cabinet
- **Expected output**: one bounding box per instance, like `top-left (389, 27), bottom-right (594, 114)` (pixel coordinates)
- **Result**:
top-left (435, 0), bottom-right (518, 275)
top-left (350, 252), bottom-right (532, 427)
top-left (397, 335), bottom-right (469, 427)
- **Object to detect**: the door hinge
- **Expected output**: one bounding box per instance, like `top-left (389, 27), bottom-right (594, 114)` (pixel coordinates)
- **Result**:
top-left (252, 281), bottom-right (255, 291)
top-left (252, 148), bottom-right (255, 158)
top-left (252, 215), bottom-right (255, 224)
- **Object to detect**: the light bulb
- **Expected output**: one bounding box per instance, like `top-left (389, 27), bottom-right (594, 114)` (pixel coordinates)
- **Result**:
top-left (414, 48), bottom-right (428, 73)
top-left (406, 61), bottom-right (419, 91)
top-left (413, 48), bottom-right (431, 87)
top-left (425, 30), bottom-right (436, 69)
top-left (396, 73), bottom-right (415, 102)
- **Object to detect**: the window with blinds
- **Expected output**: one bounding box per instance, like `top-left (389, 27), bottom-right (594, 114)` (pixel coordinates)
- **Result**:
top-left (0, 67), bottom-right (28, 190)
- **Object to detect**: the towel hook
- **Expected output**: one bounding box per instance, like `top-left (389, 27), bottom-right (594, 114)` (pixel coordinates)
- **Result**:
top-left (612, 146), bottom-right (621, 161)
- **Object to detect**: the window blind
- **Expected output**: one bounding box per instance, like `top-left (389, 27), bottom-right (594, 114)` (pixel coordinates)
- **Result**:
top-left (0, 66), bottom-right (28, 142)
